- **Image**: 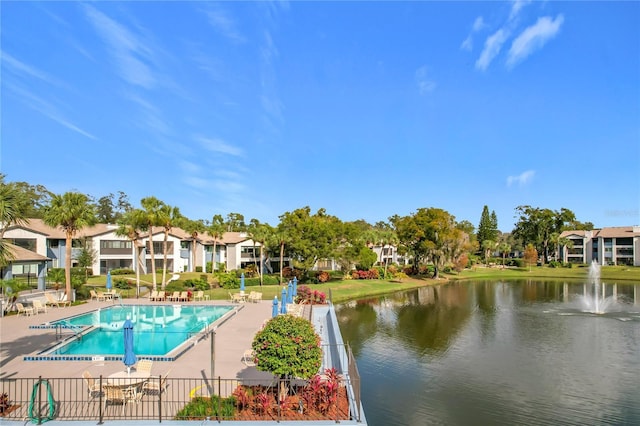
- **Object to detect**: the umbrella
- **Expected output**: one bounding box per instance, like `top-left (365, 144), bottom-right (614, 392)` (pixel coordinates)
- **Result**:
top-left (123, 318), bottom-right (137, 374)
top-left (292, 276), bottom-right (297, 298)
top-left (287, 281), bottom-right (293, 304)
top-left (280, 287), bottom-right (287, 314)
top-left (272, 296), bottom-right (279, 318)
top-left (106, 271), bottom-right (112, 291)
top-left (240, 273), bottom-right (245, 293)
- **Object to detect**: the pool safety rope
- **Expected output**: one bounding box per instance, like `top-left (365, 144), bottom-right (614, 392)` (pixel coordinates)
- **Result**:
top-left (28, 378), bottom-right (55, 423)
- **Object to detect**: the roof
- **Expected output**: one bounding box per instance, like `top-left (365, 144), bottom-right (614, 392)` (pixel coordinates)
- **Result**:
top-left (560, 226), bottom-right (640, 239)
top-left (5, 242), bottom-right (50, 262)
top-left (6, 218), bottom-right (118, 239)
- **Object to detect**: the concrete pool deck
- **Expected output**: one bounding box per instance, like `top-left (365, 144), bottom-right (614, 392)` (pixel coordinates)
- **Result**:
top-left (0, 297), bottom-right (276, 382)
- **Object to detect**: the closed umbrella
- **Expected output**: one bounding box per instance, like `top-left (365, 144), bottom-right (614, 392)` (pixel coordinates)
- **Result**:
top-left (106, 271), bottom-right (112, 291)
top-left (280, 287), bottom-right (287, 314)
top-left (292, 276), bottom-right (297, 299)
top-left (287, 281), bottom-right (293, 304)
top-left (272, 296), bottom-right (279, 318)
top-left (240, 273), bottom-right (245, 293)
top-left (123, 318), bottom-right (137, 374)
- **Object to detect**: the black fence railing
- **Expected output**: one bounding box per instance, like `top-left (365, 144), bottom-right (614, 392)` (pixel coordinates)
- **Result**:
top-left (0, 373), bottom-right (361, 423)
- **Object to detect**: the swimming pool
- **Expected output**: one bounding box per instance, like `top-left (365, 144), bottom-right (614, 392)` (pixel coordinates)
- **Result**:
top-left (27, 304), bottom-right (236, 361)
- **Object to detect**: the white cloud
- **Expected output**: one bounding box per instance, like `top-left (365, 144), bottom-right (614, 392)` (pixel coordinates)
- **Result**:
top-left (196, 136), bottom-right (243, 157)
top-left (202, 5), bottom-right (246, 43)
top-left (461, 36), bottom-right (473, 51)
top-left (509, 0), bottom-right (531, 22)
top-left (415, 66), bottom-right (436, 94)
top-left (507, 15), bottom-right (564, 68)
top-left (475, 29), bottom-right (509, 71)
top-left (473, 16), bottom-right (487, 32)
top-left (507, 170), bottom-right (535, 187)
top-left (83, 4), bottom-right (156, 89)
top-left (1, 51), bottom-right (60, 85)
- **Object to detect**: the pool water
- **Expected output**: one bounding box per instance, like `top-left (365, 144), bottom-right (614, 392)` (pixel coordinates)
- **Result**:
top-left (48, 305), bottom-right (233, 357)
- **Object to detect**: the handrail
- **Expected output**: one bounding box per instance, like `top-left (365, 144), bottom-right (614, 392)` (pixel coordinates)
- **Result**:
top-left (55, 320), bottom-right (84, 341)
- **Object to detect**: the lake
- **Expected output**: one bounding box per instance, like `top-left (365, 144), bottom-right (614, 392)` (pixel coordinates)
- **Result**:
top-left (336, 280), bottom-right (640, 426)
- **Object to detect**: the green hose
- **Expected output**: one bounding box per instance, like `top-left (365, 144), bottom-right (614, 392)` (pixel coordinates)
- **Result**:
top-left (28, 378), bottom-right (55, 423)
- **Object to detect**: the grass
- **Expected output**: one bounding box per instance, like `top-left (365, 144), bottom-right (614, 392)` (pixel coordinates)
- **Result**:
top-left (83, 266), bottom-right (640, 304)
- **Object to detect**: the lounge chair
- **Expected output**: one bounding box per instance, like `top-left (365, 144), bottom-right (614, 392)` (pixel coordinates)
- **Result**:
top-left (83, 370), bottom-right (103, 398)
top-left (156, 291), bottom-right (166, 301)
top-left (148, 290), bottom-right (158, 301)
top-left (90, 290), bottom-right (99, 301)
top-left (33, 299), bottom-right (48, 314)
top-left (241, 349), bottom-right (256, 367)
top-left (16, 302), bottom-right (34, 316)
top-left (179, 291), bottom-right (189, 302)
top-left (142, 369), bottom-right (171, 396)
top-left (46, 293), bottom-right (71, 307)
top-left (229, 292), bottom-right (243, 303)
top-left (193, 291), bottom-right (204, 301)
top-left (168, 291), bottom-right (180, 302)
top-left (248, 292), bottom-right (262, 303)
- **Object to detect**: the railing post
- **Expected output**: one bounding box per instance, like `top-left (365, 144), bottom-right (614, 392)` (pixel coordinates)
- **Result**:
top-left (158, 375), bottom-right (162, 423)
top-left (98, 375), bottom-right (104, 424)
top-left (217, 376), bottom-right (221, 423)
top-left (37, 376), bottom-right (42, 425)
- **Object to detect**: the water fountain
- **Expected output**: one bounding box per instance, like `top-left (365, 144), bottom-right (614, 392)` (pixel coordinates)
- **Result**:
top-left (579, 261), bottom-right (620, 314)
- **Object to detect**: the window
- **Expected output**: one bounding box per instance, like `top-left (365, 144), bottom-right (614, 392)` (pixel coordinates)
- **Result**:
top-left (9, 238), bottom-right (36, 252)
top-left (616, 237), bottom-right (633, 246)
top-left (100, 240), bottom-right (132, 249)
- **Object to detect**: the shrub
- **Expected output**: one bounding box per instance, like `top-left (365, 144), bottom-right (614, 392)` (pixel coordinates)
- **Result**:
top-left (114, 277), bottom-right (132, 289)
top-left (165, 281), bottom-right (185, 292)
top-left (195, 266), bottom-right (203, 273)
top-left (548, 261), bottom-right (562, 268)
top-left (296, 285), bottom-right (326, 304)
top-left (184, 278), bottom-right (208, 291)
top-left (217, 272), bottom-right (239, 290)
top-left (110, 269), bottom-right (134, 275)
top-left (507, 258), bottom-right (524, 268)
top-left (316, 271), bottom-right (330, 283)
top-left (252, 315), bottom-right (322, 380)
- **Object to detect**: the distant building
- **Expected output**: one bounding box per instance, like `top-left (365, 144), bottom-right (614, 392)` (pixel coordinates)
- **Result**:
top-left (558, 226), bottom-right (640, 266)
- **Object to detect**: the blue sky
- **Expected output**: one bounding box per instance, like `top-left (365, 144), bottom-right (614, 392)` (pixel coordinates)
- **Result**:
top-left (2, 1), bottom-right (639, 231)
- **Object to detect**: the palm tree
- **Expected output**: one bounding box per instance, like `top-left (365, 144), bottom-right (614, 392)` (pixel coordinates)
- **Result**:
top-left (0, 179), bottom-right (28, 266)
top-left (498, 242), bottom-right (511, 267)
top-left (482, 239), bottom-right (497, 266)
top-left (181, 218), bottom-right (206, 273)
top-left (116, 210), bottom-right (144, 297)
top-left (207, 215), bottom-right (225, 273)
top-left (272, 223), bottom-right (292, 284)
top-left (157, 204), bottom-right (181, 288)
top-left (248, 219), bottom-right (272, 287)
top-left (138, 197), bottom-right (164, 291)
top-left (42, 192), bottom-right (96, 302)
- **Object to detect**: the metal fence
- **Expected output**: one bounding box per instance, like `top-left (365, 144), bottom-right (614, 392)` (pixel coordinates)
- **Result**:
top-left (0, 373), bottom-right (361, 423)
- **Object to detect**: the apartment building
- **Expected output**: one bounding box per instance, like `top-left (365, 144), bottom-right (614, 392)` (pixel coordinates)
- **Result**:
top-left (558, 226), bottom-right (640, 266)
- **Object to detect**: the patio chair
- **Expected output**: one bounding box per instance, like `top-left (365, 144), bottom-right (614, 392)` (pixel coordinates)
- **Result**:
top-left (168, 291), bottom-right (180, 302)
top-left (156, 291), bottom-right (166, 301)
top-left (33, 299), bottom-right (48, 314)
top-left (142, 368), bottom-right (171, 396)
top-left (46, 292), bottom-right (71, 307)
top-left (179, 291), bottom-right (189, 302)
top-left (148, 290), bottom-right (158, 301)
top-left (16, 302), bottom-right (34, 316)
top-left (248, 292), bottom-right (262, 303)
top-left (83, 370), bottom-right (103, 398)
top-left (103, 384), bottom-right (140, 414)
top-left (136, 359), bottom-right (153, 375)
top-left (241, 349), bottom-right (256, 367)
top-left (89, 290), bottom-right (99, 301)
top-left (193, 291), bottom-right (204, 301)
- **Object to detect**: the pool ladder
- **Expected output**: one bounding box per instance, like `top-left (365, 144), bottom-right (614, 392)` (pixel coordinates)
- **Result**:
top-left (55, 320), bottom-right (84, 341)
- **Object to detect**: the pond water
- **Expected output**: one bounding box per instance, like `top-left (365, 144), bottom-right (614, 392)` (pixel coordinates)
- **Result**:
top-left (336, 280), bottom-right (640, 426)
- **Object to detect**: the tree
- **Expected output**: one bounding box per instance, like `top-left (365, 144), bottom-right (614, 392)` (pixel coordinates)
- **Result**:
top-left (252, 315), bottom-right (322, 380)
top-left (157, 203), bottom-right (182, 288)
top-left (498, 242), bottom-right (511, 267)
top-left (278, 207), bottom-right (342, 273)
top-left (94, 191), bottom-right (132, 223)
top-left (116, 210), bottom-right (145, 297)
top-left (0, 177), bottom-right (29, 266)
top-left (523, 243), bottom-right (538, 272)
top-left (482, 239), bottom-right (496, 266)
top-left (513, 205), bottom-right (582, 264)
top-left (76, 238), bottom-right (98, 281)
top-left (247, 219), bottom-right (272, 286)
top-left (42, 192), bottom-right (96, 302)
top-left (477, 205), bottom-right (498, 254)
top-left (181, 218), bottom-right (206, 273)
top-left (225, 212), bottom-right (246, 232)
top-left (393, 207), bottom-right (459, 279)
top-left (207, 214), bottom-right (226, 272)
top-left (138, 197), bottom-right (165, 291)
top-left (272, 222), bottom-right (293, 283)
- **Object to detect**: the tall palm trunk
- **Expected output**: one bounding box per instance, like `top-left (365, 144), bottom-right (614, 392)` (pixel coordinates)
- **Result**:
top-left (162, 229), bottom-right (169, 288)
top-left (212, 240), bottom-right (217, 272)
top-left (65, 231), bottom-right (73, 302)
top-left (149, 226), bottom-right (157, 291)
top-left (279, 241), bottom-right (284, 284)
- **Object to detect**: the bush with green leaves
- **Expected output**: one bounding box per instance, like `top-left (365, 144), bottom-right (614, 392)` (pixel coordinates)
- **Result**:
top-left (175, 395), bottom-right (235, 420)
top-left (252, 315), bottom-right (322, 380)
top-left (216, 272), bottom-right (239, 289)
top-left (110, 268), bottom-right (134, 275)
top-left (184, 278), bottom-right (208, 291)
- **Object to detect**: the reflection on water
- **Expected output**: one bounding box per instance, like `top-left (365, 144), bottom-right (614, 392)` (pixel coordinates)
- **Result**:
top-left (336, 281), bottom-right (640, 426)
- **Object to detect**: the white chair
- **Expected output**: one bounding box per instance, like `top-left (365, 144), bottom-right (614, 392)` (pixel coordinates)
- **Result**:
top-left (16, 302), bottom-right (34, 316)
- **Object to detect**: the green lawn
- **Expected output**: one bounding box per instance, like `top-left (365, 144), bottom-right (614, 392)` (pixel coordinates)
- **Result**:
top-left (84, 266), bottom-right (640, 304)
